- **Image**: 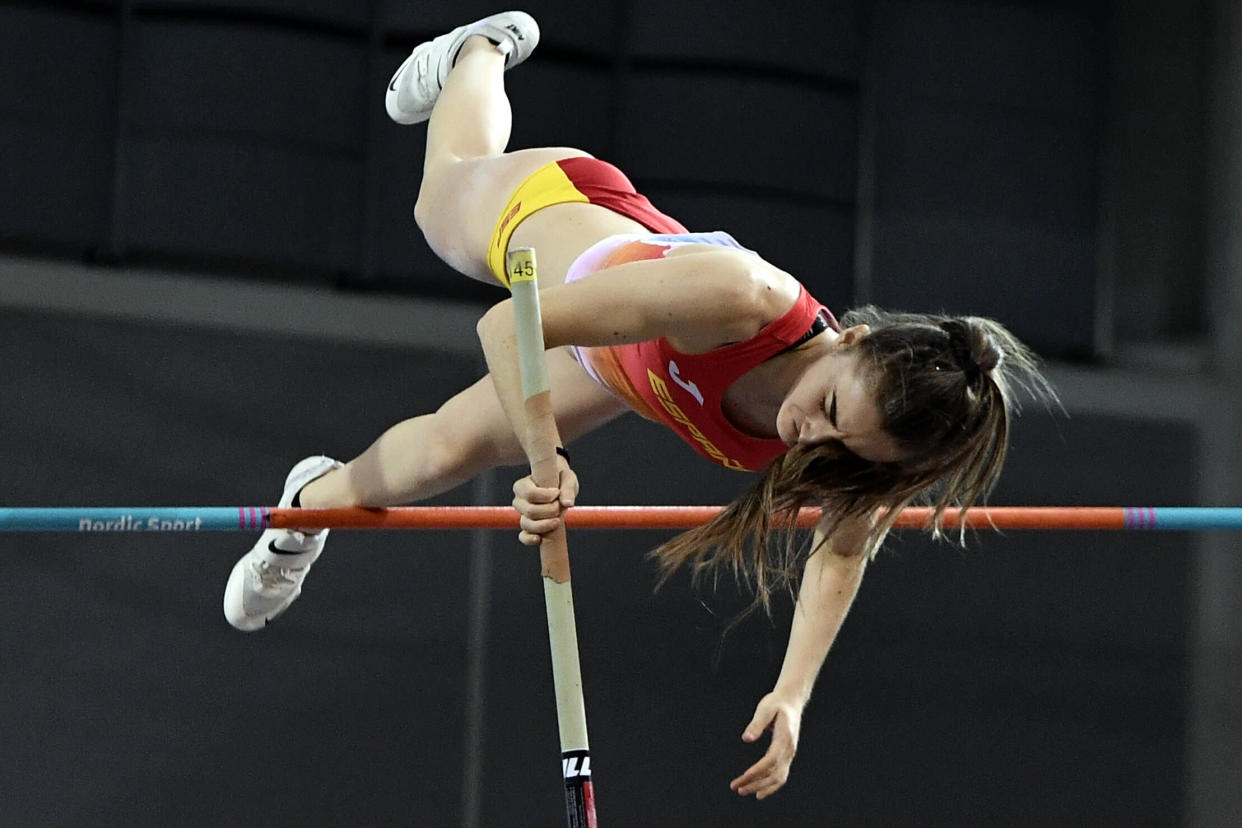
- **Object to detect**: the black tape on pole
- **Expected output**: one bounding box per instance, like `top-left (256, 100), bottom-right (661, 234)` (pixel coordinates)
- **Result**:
top-left (562, 749), bottom-right (595, 827)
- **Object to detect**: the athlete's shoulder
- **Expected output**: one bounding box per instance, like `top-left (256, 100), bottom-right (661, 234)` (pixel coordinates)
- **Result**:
top-left (748, 259), bottom-right (804, 319)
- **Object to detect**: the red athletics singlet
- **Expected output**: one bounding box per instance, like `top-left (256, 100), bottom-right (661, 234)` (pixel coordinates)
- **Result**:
top-left (568, 233), bottom-right (839, 471)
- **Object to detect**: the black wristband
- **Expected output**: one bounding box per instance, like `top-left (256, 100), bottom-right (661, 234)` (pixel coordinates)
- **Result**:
top-left (555, 445), bottom-right (571, 464)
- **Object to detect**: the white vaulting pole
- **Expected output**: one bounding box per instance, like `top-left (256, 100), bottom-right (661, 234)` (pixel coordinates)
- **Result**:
top-left (507, 247), bottom-right (596, 828)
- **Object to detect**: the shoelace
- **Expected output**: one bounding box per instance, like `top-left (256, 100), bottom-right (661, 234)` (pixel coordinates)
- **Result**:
top-left (415, 48), bottom-right (437, 97)
top-left (253, 558), bottom-right (300, 589)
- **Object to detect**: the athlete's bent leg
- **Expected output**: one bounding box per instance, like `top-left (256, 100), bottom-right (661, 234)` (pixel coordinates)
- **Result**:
top-left (403, 27), bottom-right (650, 287)
top-left (413, 36), bottom-right (591, 283)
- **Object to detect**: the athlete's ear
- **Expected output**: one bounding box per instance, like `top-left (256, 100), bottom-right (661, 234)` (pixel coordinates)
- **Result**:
top-left (837, 324), bottom-right (871, 347)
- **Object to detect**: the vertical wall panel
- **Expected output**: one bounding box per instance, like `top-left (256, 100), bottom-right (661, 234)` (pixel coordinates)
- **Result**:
top-left (863, 0), bottom-right (1101, 357)
top-left (127, 20), bottom-right (365, 150)
top-left (124, 139), bottom-right (363, 268)
top-left (505, 62), bottom-right (614, 156)
top-left (628, 0), bottom-right (861, 77)
top-left (0, 6), bottom-right (117, 248)
top-left (123, 20), bottom-right (366, 270)
top-left (647, 189), bottom-right (855, 307)
top-left (615, 72), bottom-right (856, 199)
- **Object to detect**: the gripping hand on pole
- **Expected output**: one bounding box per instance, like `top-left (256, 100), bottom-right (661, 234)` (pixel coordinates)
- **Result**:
top-left (512, 455), bottom-right (577, 547)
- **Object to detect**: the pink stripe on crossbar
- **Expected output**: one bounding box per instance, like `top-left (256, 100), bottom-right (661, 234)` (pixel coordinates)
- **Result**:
top-left (1125, 507), bottom-right (1156, 529)
top-left (235, 507), bottom-right (270, 531)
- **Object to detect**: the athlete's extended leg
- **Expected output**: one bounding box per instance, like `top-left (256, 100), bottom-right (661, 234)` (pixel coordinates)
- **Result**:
top-left (298, 349), bottom-right (625, 508)
top-left (223, 349), bottom-right (627, 630)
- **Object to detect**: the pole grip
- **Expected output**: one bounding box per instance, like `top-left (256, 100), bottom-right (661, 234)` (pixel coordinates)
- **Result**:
top-left (526, 393), bottom-right (572, 582)
top-left (507, 247), bottom-right (597, 828)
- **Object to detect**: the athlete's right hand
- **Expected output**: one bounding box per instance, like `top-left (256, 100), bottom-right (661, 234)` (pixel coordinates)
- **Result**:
top-left (511, 457), bottom-right (578, 546)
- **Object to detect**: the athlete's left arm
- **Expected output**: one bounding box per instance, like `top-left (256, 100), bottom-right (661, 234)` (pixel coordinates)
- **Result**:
top-left (729, 512), bottom-right (875, 800)
top-left (476, 248), bottom-right (778, 464)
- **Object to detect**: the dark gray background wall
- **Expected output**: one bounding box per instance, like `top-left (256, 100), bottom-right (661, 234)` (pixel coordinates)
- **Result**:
top-left (0, 307), bottom-right (1193, 826)
top-left (1, 0), bottom-right (1236, 825)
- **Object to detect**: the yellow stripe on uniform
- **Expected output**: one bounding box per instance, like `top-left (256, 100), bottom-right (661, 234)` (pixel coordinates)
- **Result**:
top-left (488, 161), bottom-right (590, 285)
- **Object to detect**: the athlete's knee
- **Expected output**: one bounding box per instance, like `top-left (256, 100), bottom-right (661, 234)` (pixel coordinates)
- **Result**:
top-left (413, 193), bottom-right (452, 258)
top-left (413, 185), bottom-right (436, 236)
top-left (414, 172), bottom-right (467, 242)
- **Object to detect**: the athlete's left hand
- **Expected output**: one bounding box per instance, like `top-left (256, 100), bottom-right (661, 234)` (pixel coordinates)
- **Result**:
top-left (730, 692), bottom-right (802, 799)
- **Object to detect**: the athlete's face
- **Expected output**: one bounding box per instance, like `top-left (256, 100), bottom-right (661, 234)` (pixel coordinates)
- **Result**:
top-left (776, 326), bottom-right (905, 464)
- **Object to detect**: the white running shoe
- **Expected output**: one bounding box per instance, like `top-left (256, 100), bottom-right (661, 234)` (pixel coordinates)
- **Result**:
top-left (385, 10), bottom-right (540, 125)
top-left (223, 455), bottom-right (343, 631)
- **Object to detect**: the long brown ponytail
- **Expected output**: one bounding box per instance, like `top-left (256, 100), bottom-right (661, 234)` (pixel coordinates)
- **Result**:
top-left (651, 306), bottom-right (1055, 613)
